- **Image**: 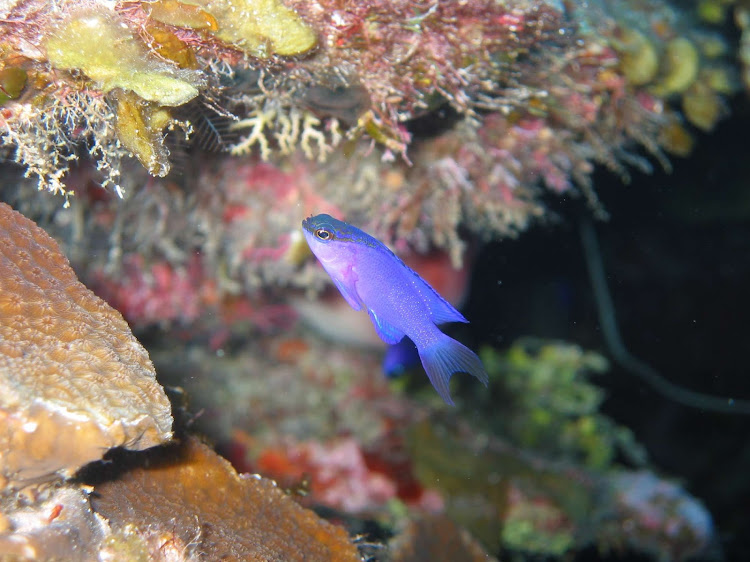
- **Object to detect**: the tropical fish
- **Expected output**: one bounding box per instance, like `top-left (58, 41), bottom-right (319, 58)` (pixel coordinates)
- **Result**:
top-left (302, 214), bottom-right (488, 404)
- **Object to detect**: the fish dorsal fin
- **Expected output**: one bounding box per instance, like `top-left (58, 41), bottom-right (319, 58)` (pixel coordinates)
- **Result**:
top-left (332, 277), bottom-right (363, 311)
top-left (367, 308), bottom-right (405, 344)
top-left (403, 267), bottom-right (467, 325)
top-left (373, 244), bottom-right (467, 325)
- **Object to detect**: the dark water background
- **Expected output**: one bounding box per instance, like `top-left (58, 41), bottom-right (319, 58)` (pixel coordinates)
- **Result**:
top-left (467, 96), bottom-right (750, 560)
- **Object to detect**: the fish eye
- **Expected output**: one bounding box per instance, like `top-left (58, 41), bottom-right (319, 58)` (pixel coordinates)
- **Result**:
top-left (315, 228), bottom-right (332, 241)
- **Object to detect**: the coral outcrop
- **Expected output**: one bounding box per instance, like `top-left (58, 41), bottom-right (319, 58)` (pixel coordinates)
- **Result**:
top-left (90, 435), bottom-right (361, 562)
top-left (0, 202), bottom-right (173, 487)
top-left (0, 437), bottom-right (363, 561)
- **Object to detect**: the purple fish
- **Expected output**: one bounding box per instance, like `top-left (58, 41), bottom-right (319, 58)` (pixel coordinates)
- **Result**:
top-left (302, 214), bottom-right (488, 404)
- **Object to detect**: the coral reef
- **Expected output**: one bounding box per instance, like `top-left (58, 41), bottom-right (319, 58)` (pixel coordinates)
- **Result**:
top-left (0, 1), bottom-right (741, 558)
top-left (0, 438), bottom-right (363, 561)
top-left (149, 328), bottom-right (713, 561)
top-left (0, 202), bottom-right (172, 487)
top-left (0, 0), bottom-right (739, 278)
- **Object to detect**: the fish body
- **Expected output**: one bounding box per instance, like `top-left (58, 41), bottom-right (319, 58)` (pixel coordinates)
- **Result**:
top-left (302, 214), bottom-right (488, 404)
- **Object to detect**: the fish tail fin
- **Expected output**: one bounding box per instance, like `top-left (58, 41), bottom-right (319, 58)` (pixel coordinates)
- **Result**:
top-left (418, 335), bottom-right (489, 406)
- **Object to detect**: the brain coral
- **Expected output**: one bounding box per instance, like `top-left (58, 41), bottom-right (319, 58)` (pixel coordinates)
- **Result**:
top-left (0, 202), bottom-right (173, 487)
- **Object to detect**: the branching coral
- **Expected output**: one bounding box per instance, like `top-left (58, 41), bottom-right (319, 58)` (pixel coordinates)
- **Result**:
top-left (230, 104), bottom-right (343, 162)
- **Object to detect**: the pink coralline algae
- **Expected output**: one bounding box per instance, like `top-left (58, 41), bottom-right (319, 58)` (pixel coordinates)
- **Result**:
top-left (90, 253), bottom-right (217, 327)
top-left (254, 437), bottom-right (442, 514)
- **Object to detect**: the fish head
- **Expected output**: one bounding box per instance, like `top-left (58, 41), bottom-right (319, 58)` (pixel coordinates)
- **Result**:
top-left (302, 213), bottom-right (365, 309)
top-left (302, 214), bottom-right (356, 263)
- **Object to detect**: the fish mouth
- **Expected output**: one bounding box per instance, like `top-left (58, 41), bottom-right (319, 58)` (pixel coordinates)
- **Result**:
top-left (302, 216), bottom-right (313, 232)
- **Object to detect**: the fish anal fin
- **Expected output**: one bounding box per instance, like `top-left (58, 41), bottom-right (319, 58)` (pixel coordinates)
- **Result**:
top-left (367, 308), bottom-right (405, 345)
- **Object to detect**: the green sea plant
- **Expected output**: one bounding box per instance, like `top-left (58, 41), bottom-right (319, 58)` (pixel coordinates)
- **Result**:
top-left (479, 338), bottom-right (646, 469)
top-left (44, 6), bottom-right (203, 107)
top-left (187, 0), bottom-right (317, 57)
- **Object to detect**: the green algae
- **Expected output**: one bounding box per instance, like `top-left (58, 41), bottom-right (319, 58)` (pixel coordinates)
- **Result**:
top-left (0, 67), bottom-right (27, 104)
top-left (44, 7), bottom-right (202, 106)
top-left (188, 0), bottom-right (316, 58)
top-left (407, 416), bottom-right (594, 556)
top-left (479, 339), bottom-right (645, 469)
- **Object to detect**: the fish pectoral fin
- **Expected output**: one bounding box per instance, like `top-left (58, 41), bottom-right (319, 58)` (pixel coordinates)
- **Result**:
top-left (333, 278), bottom-right (363, 311)
top-left (367, 308), bottom-right (405, 345)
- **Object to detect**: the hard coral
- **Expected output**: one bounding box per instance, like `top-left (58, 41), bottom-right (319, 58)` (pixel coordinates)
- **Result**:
top-left (90, 435), bottom-right (361, 562)
top-left (0, 202), bottom-right (172, 487)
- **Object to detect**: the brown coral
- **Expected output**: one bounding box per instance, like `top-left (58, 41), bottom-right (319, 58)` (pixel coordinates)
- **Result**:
top-left (90, 435), bottom-right (361, 562)
top-left (0, 202), bottom-right (173, 487)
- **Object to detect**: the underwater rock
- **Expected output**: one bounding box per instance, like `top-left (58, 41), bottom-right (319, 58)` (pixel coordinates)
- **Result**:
top-left (0, 202), bottom-right (173, 487)
top-left (90, 435), bottom-right (361, 561)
